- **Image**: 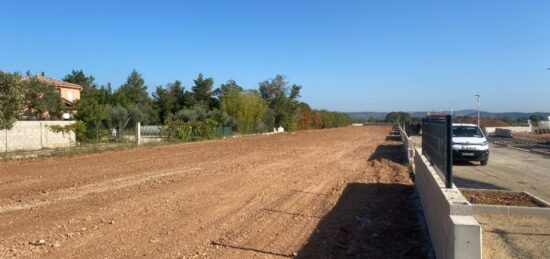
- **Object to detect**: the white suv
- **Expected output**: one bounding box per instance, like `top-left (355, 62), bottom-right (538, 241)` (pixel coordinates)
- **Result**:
top-left (452, 123), bottom-right (489, 166)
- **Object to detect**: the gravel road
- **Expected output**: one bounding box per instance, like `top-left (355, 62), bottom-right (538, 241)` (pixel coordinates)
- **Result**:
top-left (0, 126), bottom-right (431, 258)
top-left (453, 144), bottom-right (550, 201)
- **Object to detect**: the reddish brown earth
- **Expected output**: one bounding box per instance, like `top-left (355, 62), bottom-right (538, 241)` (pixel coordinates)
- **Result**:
top-left (0, 126), bottom-right (431, 258)
top-left (455, 118), bottom-right (512, 127)
top-left (462, 191), bottom-right (545, 207)
top-left (514, 132), bottom-right (550, 141)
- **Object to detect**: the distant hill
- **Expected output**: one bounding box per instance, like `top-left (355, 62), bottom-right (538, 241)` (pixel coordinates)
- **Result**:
top-left (348, 110), bottom-right (550, 121)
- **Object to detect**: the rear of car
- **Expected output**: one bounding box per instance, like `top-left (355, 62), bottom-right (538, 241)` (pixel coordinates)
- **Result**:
top-left (452, 123), bottom-right (490, 165)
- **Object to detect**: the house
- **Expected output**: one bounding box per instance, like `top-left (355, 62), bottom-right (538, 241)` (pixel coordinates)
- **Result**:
top-left (22, 75), bottom-right (83, 119)
top-left (32, 75), bottom-right (82, 105)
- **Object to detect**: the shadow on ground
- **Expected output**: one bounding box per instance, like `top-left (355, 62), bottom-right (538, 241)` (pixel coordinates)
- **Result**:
top-left (453, 176), bottom-right (507, 190)
top-left (385, 135), bottom-right (401, 141)
top-left (453, 160), bottom-right (483, 167)
top-left (297, 140), bottom-right (433, 258)
top-left (368, 144), bottom-right (405, 163)
top-left (296, 182), bottom-right (433, 259)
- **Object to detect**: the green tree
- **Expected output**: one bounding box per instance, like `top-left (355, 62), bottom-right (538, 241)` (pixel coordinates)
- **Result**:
top-left (385, 112), bottom-right (411, 124)
top-left (0, 71), bottom-right (25, 130)
top-left (173, 105), bottom-right (208, 123)
top-left (221, 90), bottom-right (267, 133)
top-left (153, 80), bottom-right (186, 123)
top-left (169, 80), bottom-right (186, 110)
top-left (191, 73), bottom-right (214, 107)
top-left (114, 70), bottom-right (158, 124)
top-left (73, 94), bottom-right (106, 141)
top-left (62, 70), bottom-right (96, 93)
top-left (153, 85), bottom-right (176, 123)
top-left (21, 77), bottom-right (65, 120)
top-left (529, 114), bottom-right (544, 126)
top-left (258, 75), bottom-right (301, 130)
top-left (214, 79), bottom-right (243, 98)
top-left (95, 83), bottom-right (116, 105)
top-left (105, 104), bottom-right (130, 140)
top-left (116, 70), bottom-right (150, 106)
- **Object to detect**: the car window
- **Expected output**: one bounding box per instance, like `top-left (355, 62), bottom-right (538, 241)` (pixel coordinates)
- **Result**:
top-left (452, 126), bottom-right (484, 138)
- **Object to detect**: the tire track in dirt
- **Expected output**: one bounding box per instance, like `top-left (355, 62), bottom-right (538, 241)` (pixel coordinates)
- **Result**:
top-left (0, 167), bottom-right (202, 213)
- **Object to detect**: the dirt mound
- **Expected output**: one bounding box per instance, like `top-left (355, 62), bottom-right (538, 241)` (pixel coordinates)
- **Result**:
top-left (455, 117), bottom-right (512, 127)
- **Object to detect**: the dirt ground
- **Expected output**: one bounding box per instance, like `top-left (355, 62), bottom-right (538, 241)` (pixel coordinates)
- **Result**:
top-left (514, 132), bottom-right (550, 142)
top-left (461, 190), bottom-right (545, 207)
top-left (475, 214), bottom-right (550, 259)
top-left (0, 126), bottom-right (432, 258)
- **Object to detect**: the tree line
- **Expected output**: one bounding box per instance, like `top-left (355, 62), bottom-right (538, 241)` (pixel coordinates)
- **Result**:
top-left (0, 69), bottom-right (351, 141)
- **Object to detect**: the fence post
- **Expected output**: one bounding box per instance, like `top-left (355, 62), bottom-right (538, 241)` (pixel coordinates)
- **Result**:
top-left (135, 122), bottom-right (141, 145)
top-left (40, 122), bottom-right (44, 149)
top-left (4, 129), bottom-right (7, 153)
top-left (446, 115), bottom-right (453, 188)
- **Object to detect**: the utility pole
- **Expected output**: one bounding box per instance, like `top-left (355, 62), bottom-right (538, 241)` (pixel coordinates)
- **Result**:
top-left (450, 102), bottom-right (453, 116)
top-left (475, 95), bottom-right (480, 126)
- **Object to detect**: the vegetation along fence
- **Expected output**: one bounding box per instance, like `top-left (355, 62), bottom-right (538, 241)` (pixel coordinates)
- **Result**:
top-left (140, 124), bottom-right (233, 143)
top-left (421, 114), bottom-right (453, 188)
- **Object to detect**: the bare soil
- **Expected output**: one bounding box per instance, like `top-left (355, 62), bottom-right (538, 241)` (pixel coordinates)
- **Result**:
top-left (514, 132), bottom-right (550, 142)
top-left (462, 190), bottom-right (545, 207)
top-left (475, 214), bottom-right (550, 259)
top-left (455, 118), bottom-right (512, 127)
top-left (0, 126), bottom-right (432, 258)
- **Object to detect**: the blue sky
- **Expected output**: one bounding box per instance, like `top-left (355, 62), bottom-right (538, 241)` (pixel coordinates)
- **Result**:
top-left (1, 1), bottom-right (549, 112)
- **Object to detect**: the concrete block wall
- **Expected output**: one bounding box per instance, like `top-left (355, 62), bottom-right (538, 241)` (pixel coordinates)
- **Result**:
top-left (414, 147), bottom-right (482, 259)
top-left (0, 121), bottom-right (76, 152)
top-left (398, 126), bottom-right (414, 162)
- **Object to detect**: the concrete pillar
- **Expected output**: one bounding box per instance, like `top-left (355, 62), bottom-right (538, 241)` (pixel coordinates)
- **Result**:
top-left (450, 215), bottom-right (482, 259)
top-left (4, 129), bottom-right (7, 153)
top-left (135, 122), bottom-right (141, 145)
top-left (40, 122), bottom-right (44, 149)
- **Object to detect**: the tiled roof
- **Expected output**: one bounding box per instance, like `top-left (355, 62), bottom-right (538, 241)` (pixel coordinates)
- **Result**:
top-left (23, 75), bottom-right (83, 90)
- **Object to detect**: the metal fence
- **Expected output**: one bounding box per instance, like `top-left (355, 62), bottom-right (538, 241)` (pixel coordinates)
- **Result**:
top-left (140, 125), bottom-right (233, 141)
top-left (214, 127), bottom-right (233, 137)
top-left (422, 115), bottom-right (453, 188)
top-left (141, 125), bottom-right (162, 136)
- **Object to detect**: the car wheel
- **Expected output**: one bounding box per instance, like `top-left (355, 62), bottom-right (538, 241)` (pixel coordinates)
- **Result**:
top-left (480, 160), bottom-right (488, 166)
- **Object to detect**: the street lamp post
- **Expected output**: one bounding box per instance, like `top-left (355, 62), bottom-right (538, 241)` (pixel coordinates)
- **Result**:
top-left (475, 95), bottom-right (480, 126)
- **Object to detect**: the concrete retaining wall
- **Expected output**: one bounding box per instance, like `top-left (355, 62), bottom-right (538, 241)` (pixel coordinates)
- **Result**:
top-left (0, 121), bottom-right (76, 152)
top-left (414, 147), bottom-right (482, 259)
top-left (398, 126), bottom-right (414, 162)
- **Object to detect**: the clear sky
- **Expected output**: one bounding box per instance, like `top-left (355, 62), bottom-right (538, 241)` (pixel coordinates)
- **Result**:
top-left (1, 1), bottom-right (549, 112)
